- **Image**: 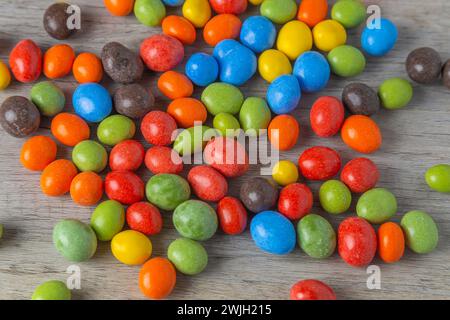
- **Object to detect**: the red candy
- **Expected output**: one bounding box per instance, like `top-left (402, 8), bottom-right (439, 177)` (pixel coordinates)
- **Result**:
top-left (298, 146), bottom-right (341, 181)
top-left (109, 140), bottom-right (145, 172)
top-left (217, 196), bottom-right (247, 235)
top-left (9, 39), bottom-right (42, 83)
top-left (278, 183), bottom-right (313, 220)
top-left (140, 34), bottom-right (184, 72)
top-left (105, 171), bottom-right (145, 205)
top-left (126, 202), bottom-right (163, 236)
top-left (310, 96), bottom-right (345, 138)
top-left (145, 146), bottom-right (183, 174)
top-left (338, 217), bottom-right (377, 267)
top-left (141, 111), bottom-right (178, 146)
top-left (209, 0), bottom-right (247, 15)
top-left (290, 279), bottom-right (336, 300)
top-left (203, 137), bottom-right (249, 178)
top-left (188, 165), bottom-right (228, 202)
top-left (341, 158), bottom-right (379, 193)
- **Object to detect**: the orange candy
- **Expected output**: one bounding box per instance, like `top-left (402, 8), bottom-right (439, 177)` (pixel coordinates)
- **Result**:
top-left (378, 222), bottom-right (405, 263)
top-left (51, 113), bottom-right (91, 147)
top-left (70, 171), bottom-right (104, 206)
top-left (139, 257), bottom-right (176, 300)
top-left (73, 52), bottom-right (103, 84)
top-left (341, 115), bottom-right (382, 154)
top-left (20, 136), bottom-right (57, 171)
top-left (297, 0), bottom-right (328, 28)
top-left (43, 44), bottom-right (76, 79)
top-left (158, 71), bottom-right (194, 100)
top-left (104, 0), bottom-right (135, 16)
top-left (167, 98), bottom-right (207, 128)
top-left (268, 115), bottom-right (300, 151)
top-left (203, 14), bottom-right (242, 46)
top-left (41, 159), bottom-right (78, 196)
top-left (162, 15), bottom-right (196, 45)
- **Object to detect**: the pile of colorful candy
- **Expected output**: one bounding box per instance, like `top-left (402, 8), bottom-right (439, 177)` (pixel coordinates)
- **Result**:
top-left (0, 0), bottom-right (449, 301)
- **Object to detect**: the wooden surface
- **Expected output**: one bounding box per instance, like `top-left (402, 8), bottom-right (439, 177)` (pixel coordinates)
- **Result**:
top-left (0, 0), bottom-right (449, 300)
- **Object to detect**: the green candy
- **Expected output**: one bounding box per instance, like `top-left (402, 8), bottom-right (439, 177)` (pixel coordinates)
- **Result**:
top-left (378, 78), bottom-right (413, 110)
top-left (97, 115), bottom-right (135, 146)
top-left (31, 280), bottom-right (71, 300)
top-left (425, 164), bottom-right (450, 193)
top-left (53, 219), bottom-right (97, 262)
top-left (297, 214), bottom-right (336, 259)
top-left (328, 45), bottom-right (366, 77)
top-left (401, 210), bottom-right (439, 254)
top-left (173, 200), bottom-right (218, 241)
top-left (30, 81), bottom-right (65, 116)
top-left (213, 113), bottom-right (241, 137)
top-left (0, 223), bottom-right (3, 239)
top-left (173, 125), bottom-right (217, 156)
top-left (134, 0), bottom-right (166, 27)
top-left (331, 0), bottom-right (366, 29)
top-left (239, 97), bottom-right (271, 136)
top-left (356, 188), bottom-right (397, 224)
top-left (72, 140), bottom-right (108, 173)
top-left (201, 83), bottom-right (244, 116)
top-left (319, 180), bottom-right (352, 215)
top-left (168, 238), bottom-right (208, 275)
top-left (90, 200), bottom-right (125, 241)
top-left (260, 0), bottom-right (297, 24)
top-left (146, 174), bottom-right (191, 211)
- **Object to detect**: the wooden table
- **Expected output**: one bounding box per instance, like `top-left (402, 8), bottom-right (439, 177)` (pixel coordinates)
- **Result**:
top-left (0, 0), bottom-right (449, 300)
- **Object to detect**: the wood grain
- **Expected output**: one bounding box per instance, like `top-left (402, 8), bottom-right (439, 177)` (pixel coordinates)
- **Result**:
top-left (0, 0), bottom-right (449, 300)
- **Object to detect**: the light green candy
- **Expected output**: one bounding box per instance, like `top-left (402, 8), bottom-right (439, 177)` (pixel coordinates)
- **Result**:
top-left (356, 188), bottom-right (397, 224)
top-left (201, 82), bottom-right (244, 116)
top-left (173, 200), bottom-right (218, 241)
top-left (378, 78), bottom-right (413, 110)
top-left (213, 113), bottom-right (241, 137)
top-left (297, 214), bottom-right (336, 259)
top-left (72, 140), bottom-right (108, 173)
top-left (97, 115), bottom-right (135, 146)
top-left (328, 45), bottom-right (366, 77)
top-left (90, 200), bottom-right (125, 241)
top-left (134, 0), bottom-right (166, 27)
top-left (0, 223), bottom-right (3, 239)
top-left (425, 164), bottom-right (450, 193)
top-left (146, 174), bottom-right (191, 211)
top-left (168, 238), bottom-right (208, 275)
top-left (173, 125), bottom-right (218, 156)
top-left (401, 210), bottom-right (439, 254)
top-left (319, 180), bottom-right (352, 215)
top-left (239, 97), bottom-right (271, 136)
top-left (260, 0), bottom-right (297, 24)
top-left (30, 81), bottom-right (65, 116)
top-left (32, 280), bottom-right (71, 300)
top-left (331, 0), bottom-right (366, 29)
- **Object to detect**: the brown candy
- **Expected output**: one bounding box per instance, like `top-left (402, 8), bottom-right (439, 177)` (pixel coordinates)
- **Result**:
top-left (342, 83), bottom-right (380, 116)
top-left (114, 84), bottom-right (155, 119)
top-left (101, 42), bottom-right (144, 84)
top-left (240, 177), bottom-right (279, 213)
top-left (0, 96), bottom-right (40, 138)
top-left (406, 47), bottom-right (442, 84)
top-left (43, 2), bottom-right (78, 40)
top-left (442, 60), bottom-right (450, 90)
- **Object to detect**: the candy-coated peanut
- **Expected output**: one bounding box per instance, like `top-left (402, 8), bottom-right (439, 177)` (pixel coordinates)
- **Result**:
top-left (168, 238), bottom-right (208, 275)
top-left (378, 78), bottom-right (413, 110)
top-left (356, 188), bottom-right (397, 224)
top-left (340, 158), bottom-right (379, 193)
top-left (158, 71), bottom-right (194, 100)
top-left (310, 96), bottom-right (344, 137)
top-left (297, 0), bottom-right (328, 28)
top-left (328, 45), bottom-right (366, 77)
top-left (73, 53), bottom-right (103, 84)
top-left (203, 14), bottom-right (242, 47)
top-left (139, 257), bottom-right (176, 300)
top-left (173, 200), bottom-right (218, 241)
top-left (41, 160), bottom-right (78, 196)
top-left (104, 0), bottom-right (135, 16)
top-left (401, 211), bottom-right (439, 254)
top-left (31, 81), bottom-right (65, 116)
top-left (297, 214), bottom-right (336, 259)
top-left (20, 136), bottom-right (57, 171)
top-left (268, 115), bottom-right (299, 151)
top-left (425, 164), bottom-right (450, 193)
top-left (168, 98), bottom-right (207, 128)
top-left (109, 140), bottom-right (145, 172)
top-left (51, 113), bottom-right (90, 147)
top-left (258, 49), bottom-right (292, 83)
top-left (0, 60), bottom-right (11, 90)
top-left (278, 183), bottom-right (313, 220)
top-left (272, 160), bottom-right (298, 186)
top-left (91, 200), bottom-right (125, 241)
top-left (72, 140), bottom-right (108, 173)
top-left (290, 279), bottom-right (336, 300)
top-left (111, 230), bottom-right (152, 265)
top-left (44, 44), bottom-right (75, 79)
top-left (341, 115), bottom-right (382, 154)
top-left (127, 202), bottom-right (163, 236)
top-left (260, 0), bottom-right (297, 25)
top-left (313, 20), bottom-right (347, 52)
top-left (217, 197), bottom-right (247, 235)
top-left (146, 174), bottom-right (191, 211)
top-left (298, 146), bottom-right (341, 181)
top-left (182, 0), bottom-right (212, 28)
top-left (105, 171), bottom-right (145, 205)
top-left (134, 0), bottom-right (166, 26)
top-left (32, 280), bottom-right (71, 300)
top-left (9, 39), bottom-right (42, 83)
top-left (162, 15), bottom-right (196, 45)
top-left (319, 180), bottom-right (352, 215)
top-left (70, 172), bottom-right (104, 206)
top-left (331, 0), bottom-right (366, 29)
top-left (378, 222), bottom-right (405, 263)
top-left (277, 20), bottom-right (312, 60)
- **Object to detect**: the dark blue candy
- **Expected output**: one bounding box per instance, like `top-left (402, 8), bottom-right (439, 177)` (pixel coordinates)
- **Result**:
top-left (250, 211), bottom-right (296, 255)
top-left (240, 16), bottom-right (277, 53)
top-left (293, 51), bottom-right (330, 93)
top-left (266, 75), bottom-right (301, 114)
top-left (361, 18), bottom-right (398, 57)
top-left (185, 53), bottom-right (219, 87)
top-left (73, 83), bottom-right (112, 123)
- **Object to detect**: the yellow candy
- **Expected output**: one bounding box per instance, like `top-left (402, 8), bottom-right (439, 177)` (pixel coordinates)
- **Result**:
top-left (111, 230), bottom-right (152, 265)
top-left (182, 0), bottom-right (211, 28)
top-left (249, 0), bottom-right (265, 5)
top-left (272, 160), bottom-right (299, 186)
top-left (0, 60), bottom-right (11, 90)
top-left (258, 49), bottom-right (292, 83)
top-left (277, 21), bottom-right (313, 60)
top-left (313, 19), bottom-right (347, 52)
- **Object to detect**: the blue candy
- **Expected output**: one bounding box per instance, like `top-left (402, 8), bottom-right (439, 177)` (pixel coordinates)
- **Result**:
top-left (293, 51), bottom-right (330, 93)
top-left (240, 16), bottom-right (276, 53)
top-left (185, 53), bottom-right (219, 87)
top-left (162, 0), bottom-right (184, 6)
top-left (250, 211), bottom-right (296, 255)
top-left (266, 75), bottom-right (301, 114)
top-left (213, 39), bottom-right (257, 86)
top-left (73, 83), bottom-right (112, 123)
top-left (361, 18), bottom-right (398, 57)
